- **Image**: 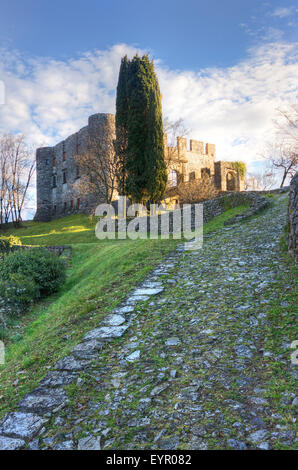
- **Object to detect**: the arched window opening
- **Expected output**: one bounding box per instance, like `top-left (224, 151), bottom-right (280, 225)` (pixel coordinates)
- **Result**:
top-left (169, 169), bottom-right (178, 187)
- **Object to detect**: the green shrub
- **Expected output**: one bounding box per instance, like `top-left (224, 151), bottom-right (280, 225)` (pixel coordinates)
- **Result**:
top-left (0, 248), bottom-right (66, 296)
top-left (0, 235), bottom-right (22, 254)
top-left (0, 273), bottom-right (39, 317)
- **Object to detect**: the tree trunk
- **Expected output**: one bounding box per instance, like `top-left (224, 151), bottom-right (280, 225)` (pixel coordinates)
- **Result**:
top-left (280, 169), bottom-right (287, 188)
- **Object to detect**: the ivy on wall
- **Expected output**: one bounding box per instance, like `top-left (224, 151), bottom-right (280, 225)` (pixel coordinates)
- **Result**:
top-left (230, 161), bottom-right (247, 178)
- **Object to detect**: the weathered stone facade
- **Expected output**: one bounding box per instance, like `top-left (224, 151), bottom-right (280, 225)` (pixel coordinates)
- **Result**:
top-left (287, 172), bottom-right (298, 263)
top-left (34, 112), bottom-right (244, 222)
top-left (35, 113), bottom-right (115, 221)
top-left (165, 136), bottom-right (244, 193)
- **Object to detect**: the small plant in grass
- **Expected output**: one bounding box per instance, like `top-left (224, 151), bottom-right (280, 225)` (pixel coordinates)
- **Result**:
top-left (0, 235), bottom-right (22, 254)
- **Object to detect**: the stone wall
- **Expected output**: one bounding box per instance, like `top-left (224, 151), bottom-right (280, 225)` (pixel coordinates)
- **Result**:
top-left (192, 191), bottom-right (269, 228)
top-left (257, 187), bottom-right (289, 195)
top-left (287, 173), bottom-right (298, 263)
top-left (109, 191), bottom-right (270, 235)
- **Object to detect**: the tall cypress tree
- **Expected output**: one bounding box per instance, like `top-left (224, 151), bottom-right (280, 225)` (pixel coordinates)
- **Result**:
top-left (115, 55), bottom-right (129, 195)
top-left (144, 60), bottom-right (167, 203)
top-left (115, 54), bottom-right (167, 203)
top-left (125, 55), bottom-right (151, 202)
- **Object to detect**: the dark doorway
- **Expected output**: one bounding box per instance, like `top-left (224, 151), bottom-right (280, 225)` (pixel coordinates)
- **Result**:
top-left (226, 171), bottom-right (236, 191)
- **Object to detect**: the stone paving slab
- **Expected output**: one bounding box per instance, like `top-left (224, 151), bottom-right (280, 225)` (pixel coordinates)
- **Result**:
top-left (54, 355), bottom-right (91, 371)
top-left (83, 325), bottom-right (129, 342)
top-left (0, 436), bottom-right (25, 450)
top-left (18, 388), bottom-right (68, 415)
top-left (0, 412), bottom-right (47, 439)
top-left (38, 371), bottom-right (78, 388)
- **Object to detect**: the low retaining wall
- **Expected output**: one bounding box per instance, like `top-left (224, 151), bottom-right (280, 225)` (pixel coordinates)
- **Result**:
top-left (222, 192), bottom-right (270, 226)
top-left (257, 186), bottom-right (290, 195)
top-left (203, 191), bottom-right (270, 226)
top-left (287, 173), bottom-right (298, 263)
top-left (107, 192), bottom-right (270, 235)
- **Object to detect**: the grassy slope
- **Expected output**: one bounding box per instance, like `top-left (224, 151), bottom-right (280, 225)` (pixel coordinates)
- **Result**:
top-left (0, 205), bottom-right (248, 419)
top-left (1, 204), bottom-right (249, 246)
top-left (0, 214), bottom-right (98, 245)
top-left (262, 239), bottom-right (298, 449)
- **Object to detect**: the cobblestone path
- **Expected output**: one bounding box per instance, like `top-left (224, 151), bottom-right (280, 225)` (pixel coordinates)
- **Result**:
top-left (24, 195), bottom-right (297, 449)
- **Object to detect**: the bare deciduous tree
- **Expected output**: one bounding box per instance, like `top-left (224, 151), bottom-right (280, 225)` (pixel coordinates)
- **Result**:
top-left (163, 118), bottom-right (220, 203)
top-left (262, 104), bottom-right (298, 187)
top-left (244, 170), bottom-right (277, 191)
top-left (73, 127), bottom-right (120, 207)
top-left (177, 175), bottom-right (218, 204)
top-left (0, 134), bottom-right (35, 226)
top-left (163, 117), bottom-right (190, 172)
top-left (266, 140), bottom-right (297, 188)
top-left (274, 103), bottom-right (298, 143)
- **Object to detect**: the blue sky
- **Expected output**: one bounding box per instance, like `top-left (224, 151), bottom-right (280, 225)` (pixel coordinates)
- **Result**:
top-left (1, 0), bottom-right (297, 69)
top-left (0, 0), bottom-right (297, 211)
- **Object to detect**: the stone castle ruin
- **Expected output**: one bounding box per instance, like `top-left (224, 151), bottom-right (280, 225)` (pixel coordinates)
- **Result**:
top-left (34, 113), bottom-right (244, 221)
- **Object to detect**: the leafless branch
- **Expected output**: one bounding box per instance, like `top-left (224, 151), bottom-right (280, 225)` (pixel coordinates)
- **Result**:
top-left (0, 134), bottom-right (35, 226)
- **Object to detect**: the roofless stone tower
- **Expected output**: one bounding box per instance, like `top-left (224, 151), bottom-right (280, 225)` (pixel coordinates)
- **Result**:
top-left (34, 113), bottom-right (115, 221)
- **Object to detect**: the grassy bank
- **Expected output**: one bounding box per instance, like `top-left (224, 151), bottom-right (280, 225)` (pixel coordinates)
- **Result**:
top-left (0, 214), bottom-right (97, 245)
top-left (0, 203), bottom-right (249, 246)
top-left (262, 249), bottom-right (298, 449)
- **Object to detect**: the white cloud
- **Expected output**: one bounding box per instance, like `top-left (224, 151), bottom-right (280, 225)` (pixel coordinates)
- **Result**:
top-left (0, 41), bottom-right (297, 195)
top-left (261, 26), bottom-right (284, 41)
top-left (271, 7), bottom-right (293, 18)
top-left (157, 42), bottom-right (298, 172)
top-left (0, 80), bottom-right (4, 104)
top-left (0, 44), bottom-right (142, 146)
